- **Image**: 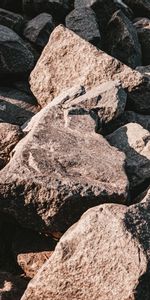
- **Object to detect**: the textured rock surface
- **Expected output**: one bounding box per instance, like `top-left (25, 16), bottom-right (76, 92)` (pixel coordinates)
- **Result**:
top-left (107, 123), bottom-right (150, 190)
top-left (0, 123), bottom-right (23, 170)
top-left (0, 87), bottom-right (39, 125)
top-left (23, 13), bottom-right (54, 49)
top-left (66, 7), bottom-right (101, 48)
top-left (0, 87), bottom-right (128, 233)
top-left (134, 18), bottom-right (150, 65)
top-left (30, 25), bottom-right (148, 108)
top-left (0, 25), bottom-right (34, 78)
top-left (0, 8), bottom-right (24, 34)
top-left (21, 204), bottom-right (149, 300)
top-left (105, 10), bottom-right (142, 68)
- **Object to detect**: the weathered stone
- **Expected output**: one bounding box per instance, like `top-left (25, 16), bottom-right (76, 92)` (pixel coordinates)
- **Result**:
top-left (0, 25), bottom-right (34, 78)
top-left (0, 272), bottom-right (29, 300)
top-left (0, 87), bottom-right (39, 126)
top-left (103, 110), bottom-right (150, 135)
top-left (0, 87), bottom-right (128, 233)
top-left (107, 123), bottom-right (150, 190)
top-left (134, 18), bottom-right (150, 65)
top-left (105, 10), bottom-right (142, 68)
top-left (0, 8), bottom-right (24, 34)
top-left (124, 0), bottom-right (150, 18)
top-left (21, 203), bottom-right (150, 300)
top-left (23, 13), bottom-right (54, 49)
top-left (66, 7), bottom-right (101, 48)
top-left (0, 123), bottom-right (23, 170)
top-left (12, 228), bottom-right (56, 278)
top-left (30, 25), bottom-right (149, 111)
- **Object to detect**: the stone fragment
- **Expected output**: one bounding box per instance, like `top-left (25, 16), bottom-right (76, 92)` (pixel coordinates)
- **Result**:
top-left (21, 203), bottom-right (150, 300)
top-left (0, 25), bottom-right (34, 79)
top-left (29, 25), bottom-right (149, 110)
top-left (0, 87), bottom-right (39, 126)
top-left (0, 8), bottom-right (24, 34)
top-left (0, 87), bottom-right (128, 233)
top-left (0, 123), bottom-right (23, 170)
top-left (134, 18), bottom-right (150, 65)
top-left (105, 10), bottom-right (142, 68)
top-left (66, 7), bottom-right (101, 48)
top-left (23, 13), bottom-right (54, 49)
top-left (107, 123), bottom-right (150, 190)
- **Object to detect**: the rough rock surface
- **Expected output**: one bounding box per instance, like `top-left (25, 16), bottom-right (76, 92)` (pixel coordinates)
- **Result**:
top-left (134, 18), bottom-right (150, 65)
top-left (0, 87), bottom-right (39, 125)
top-left (0, 8), bottom-right (24, 34)
top-left (105, 10), bottom-right (142, 68)
top-left (65, 7), bottom-right (101, 48)
top-left (23, 13), bottom-right (54, 49)
top-left (0, 87), bottom-right (128, 233)
top-left (21, 204), bottom-right (149, 300)
top-left (0, 123), bottom-right (23, 170)
top-left (0, 25), bottom-right (34, 78)
top-left (30, 25), bottom-right (149, 110)
top-left (107, 123), bottom-right (150, 190)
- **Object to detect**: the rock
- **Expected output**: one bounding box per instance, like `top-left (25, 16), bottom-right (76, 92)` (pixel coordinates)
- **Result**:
top-left (22, 0), bottom-right (73, 21)
top-left (0, 87), bottom-right (39, 126)
top-left (23, 13), bottom-right (54, 49)
top-left (0, 123), bottom-right (23, 170)
top-left (0, 25), bottom-right (34, 79)
top-left (103, 111), bottom-right (150, 135)
top-left (0, 8), bottom-right (24, 34)
top-left (12, 228), bottom-right (56, 278)
top-left (124, 0), bottom-right (150, 18)
top-left (114, 0), bottom-right (134, 19)
top-left (29, 25), bottom-right (149, 112)
top-left (61, 81), bottom-right (127, 127)
top-left (105, 10), bottom-right (142, 68)
top-left (106, 123), bottom-right (150, 191)
top-left (0, 87), bottom-right (128, 233)
top-left (0, 272), bottom-right (29, 300)
top-left (65, 7), bottom-right (101, 48)
top-left (134, 18), bottom-right (150, 65)
top-left (74, 0), bottom-right (116, 38)
top-left (21, 203), bottom-right (149, 300)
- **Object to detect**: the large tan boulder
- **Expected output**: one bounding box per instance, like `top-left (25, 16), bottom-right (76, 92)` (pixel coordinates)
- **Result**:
top-left (30, 25), bottom-right (149, 111)
top-left (21, 203), bottom-right (150, 300)
top-left (0, 86), bottom-right (128, 233)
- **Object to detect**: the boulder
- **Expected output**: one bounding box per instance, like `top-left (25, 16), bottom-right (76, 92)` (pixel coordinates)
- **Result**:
top-left (0, 123), bottom-right (23, 170)
top-left (23, 13), bottom-right (54, 49)
top-left (29, 25), bottom-right (149, 112)
top-left (0, 87), bottom-right (39, 126)
top-left (0, 87), bottom-right (128, 233)
top-left (105, 10), bottom-right (142, 68)
top-left (0, 8), bottom-right (24, 34)
top-left (134, 18), bottom-right (150, 65)
top-left (21, 203), bottom-right (150, 300)
top-left (107, 123), bottom-right (150, 191)
top-left (0, 25), bottom-right (34, 79)
top-left (65, 7), bottom-right (101, 48)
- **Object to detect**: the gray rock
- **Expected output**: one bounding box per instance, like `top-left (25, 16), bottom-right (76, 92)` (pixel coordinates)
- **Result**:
top-left (134, 18), bottom-right (150, 65)
top-left (30, 25), bottom-right (149, 110)
top-left (21, 203), bottom-right (149, 300)
top-left (0, 25), bottom-right (34, 78)
top-left (105, 10), bottom-right (142, 68)
top-left (0, 87), bottom-right (128, 233)
top-left (0, 123), bottom-right (23, 170)
top-left (23, 13), bottom-right (54, 49)
top-left (0, 87), bottom-right (39, 126)
top-left (66, 7), bottom-right (101, 48)
top-left (0, 8), bottom-right (24, 34)
top-left (107, 123), bottom-right (150, 190)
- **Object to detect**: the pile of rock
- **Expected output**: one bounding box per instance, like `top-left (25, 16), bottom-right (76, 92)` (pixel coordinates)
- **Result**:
top-left (0, 0), bottom-right (150, 299)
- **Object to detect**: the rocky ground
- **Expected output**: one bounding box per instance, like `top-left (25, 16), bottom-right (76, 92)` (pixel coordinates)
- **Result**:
top-left (0, 0), bottom-right (150, 299)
